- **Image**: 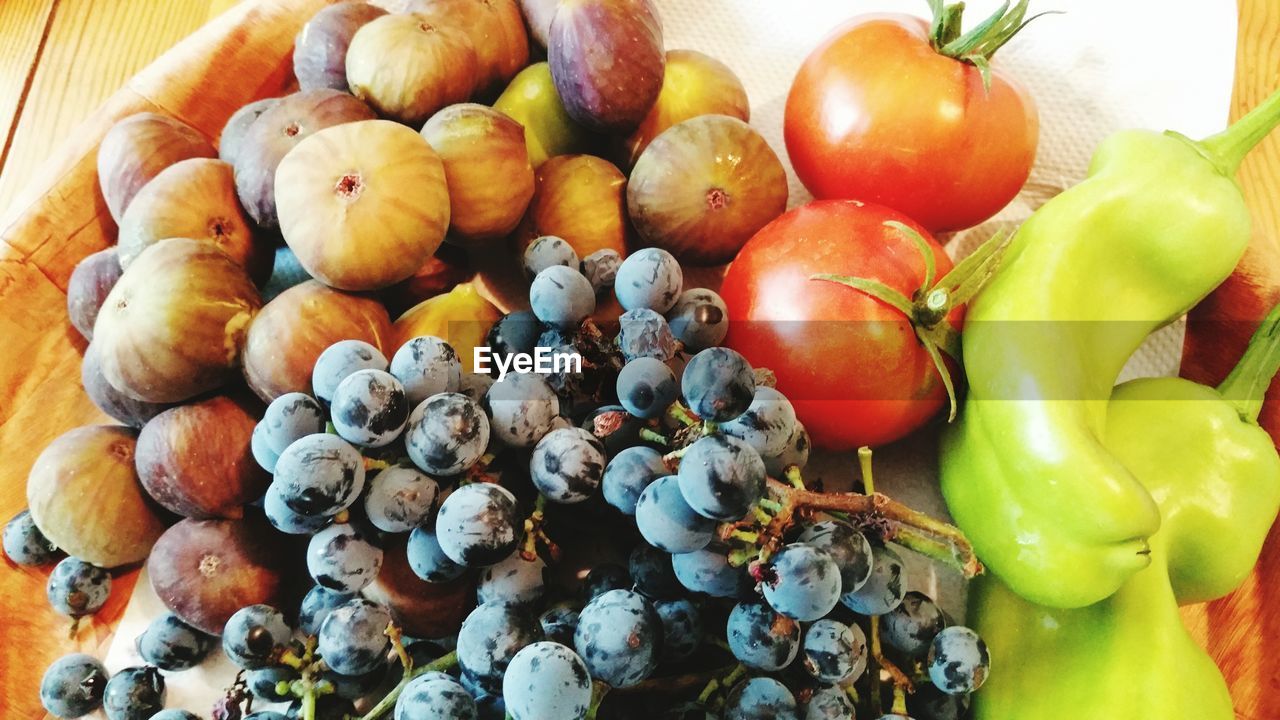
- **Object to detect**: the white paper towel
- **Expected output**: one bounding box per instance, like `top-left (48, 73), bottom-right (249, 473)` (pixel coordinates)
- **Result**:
top-left (103, 1), bottom-right (1239, 714)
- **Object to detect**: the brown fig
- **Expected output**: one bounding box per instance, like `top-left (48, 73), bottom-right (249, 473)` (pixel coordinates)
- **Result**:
top-left (381, 244), bottom-right (474, 317)
top-left (80, 343), bottom-right (173, 428)
top-left (242, 280), bottom-right (393, 401)
top-left (405, 0), bottom-right (529, 94)
top-left (364, 532), bottom-right (473, 638)
top-left (26, 425), bottom-right (169, 568)
top-left (148, 513), bottom-right (295, 634)
top-left (276, 119), bottom-right (450, 291)
top-left (93, 238), bottom-right (262, 403)
top-left (67, 248), bottom-right (123, 341)
top-left (346, 13), bottom-right (479, 126)
top-left (513, 154), bottom-right (631, 259)
top-left (233, 89), bottom-right (376, 227)
top-left (294, 1), bottom-right (388, 92)
top-left (97, 113), bottom-right (217, 223)
top-left (218, 97), bottom-right (281, 166)
top-left (421, 104), bottom-right (534, 240)
top-left (136, 395), bottom-right (269, 520)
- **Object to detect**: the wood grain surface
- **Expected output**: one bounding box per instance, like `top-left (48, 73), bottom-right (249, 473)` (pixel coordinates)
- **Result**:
top-left (0, 1), bottom-right (1277, 719)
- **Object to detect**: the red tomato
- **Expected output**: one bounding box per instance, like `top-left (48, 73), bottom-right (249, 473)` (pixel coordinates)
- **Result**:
top-left (784, 14), bottom-right (1038, 233)
top-left (721, 200), bottom-right (959, 450)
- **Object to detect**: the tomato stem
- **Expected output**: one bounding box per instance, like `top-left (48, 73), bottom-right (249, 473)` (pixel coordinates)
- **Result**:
top-left (926, 0), bottom-right (1059, 89)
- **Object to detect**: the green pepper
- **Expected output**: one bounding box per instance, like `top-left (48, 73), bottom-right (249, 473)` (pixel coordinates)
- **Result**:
top-left (939, 88), bottom-right (1280, 608)
top-left (970, 303), bottom-right (1280, 720)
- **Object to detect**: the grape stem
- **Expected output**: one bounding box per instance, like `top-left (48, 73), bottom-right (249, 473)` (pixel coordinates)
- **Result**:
top-left (520, 494), bottom-right (558, 562)
top-left (356, 651), bottom-right (459, 720)
top-left (386, 622), bottom-right (413, 674)
top-left (585, 680), bottom-right (611, 720)
top-left (613, 664), bottom-right (739, 697)
top-left (666, 401), bottom-right (701, 428)
top-left (695, 664), bottom-right (747, 709)
top-left (871, 614), bottom-right (916, 693)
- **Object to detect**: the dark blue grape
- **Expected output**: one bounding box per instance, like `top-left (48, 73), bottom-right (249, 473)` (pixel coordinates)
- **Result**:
top-left (723, 677), bottom-right (798, 720)
top-left (245, 712), bottom-right (289, 720)
top-left (394, 671), bottom-right (477, 720)
top-left (803, 685), bottom-right (856, 720)
top-left (330, 369), bottom-right (409, 448)
top-left (477, 551), bottom-right (547, 606)
top-left (616, 357), bottom-right (678, 419)
top-left (665, 288), bottom-right (728, 351)
top-left (574, 589), bottom-right (661, 688)
top-left (457, 602), bottom-right (542, 694)
top-left (263, 482), bottom-right (331, 535)
top-left (4, 509), bottom-right (58, 565)
top-left (307, 522), bottom-right (384, 593)
top-left (680, 347), bottom-right (755, 422)
top-left (363, 465), bottom-right (439, 533)
top-left (486, 372), bottom-right (560, 448)
top-left (671, 547), bottom-right (749, 598)
top-left (764, 420), bottom-right (811, 477)
top-left (523, 235), bottom-right (579, 278)
top-left (583, 563), bottom-right (630, 600)
top-left (629, 544), bottom-right (680, 599)
top-left (486, 311), bottom-right (542, 363)
top-left (47, 557), bottom-right (111, 618)
top-left (503, 642), bottom-right (592, 720)
top-left (135, 613), bottom-right (214, 671)
top-left (530, 265), bottom-right (595, 329)
top-left (580, 248), bottom-right (622, 294)
top-left (539, 601), bottom-right (581, 646)
top-left (405, 640), bottom-right (446, 669)
top-left (222, 605), bottom-right (291, 670)
top-left (530, 427), bottom-right (606, 503)
top-left (883, 591), bottom-right (947, 664)
top-left (252, 423), bottom-right (281, 473)
top-left (273, 433), bottom-right (366, 517)
top-left (459, 372), bottom-right (496, 402)
top-left (841, 543), bottom-right (906, 616)
top-left (654, 598), bottom-right (701, 662)
top-left (40, 654), bottom-right (107, 718)
top-left (436, 482), bottom-right (520, 567)
top-left (676, 434), bottom-right (765, 521)
top-left (801, 619), bottom-right (866, 684)
top-left (906, 683), bottom-right (970, 720)
top-left (285, 695), bottom-right (356, 720)
top-left (391, 336), bottom-right (462, 406)
top-left (407, 526), bottom-right (467, 582)
top-left (102, 665), bottom-right (165, 720)
top-left (474, 691), bottom-right (507, 720)
top-left (318, 598), bottom-right (393, 676)
top-left (299, 584), bottom-right (356, 636)
top-left (926, 626), bottom-right (989, 694)
top-left (406, 392), bottom-right (490, 476)
top-left (247, 665), bottom-right (298, 702)
top-left (602, 446), bottom-right (666, 515)
top-left (312, 340), bottom-right (388, 405)
top-left (149, 711), bottom-right (201, 720)
top-left (614, 248), bottom-right (682, 313)
top-left (323, 664), bottom-right (386, 701)
top-left (635, 475), bottom-right (715, 554)
top-left (796, 520), bottom-right (872, 594)
top-left (760, 543), bottom-right (842, 621)
top-left (726, 600), bottom-right (799, 671)
top-left (721, 386), bottom-right (797, 457)
top-left (262, 245), bottom-right (309, 302)
top-left (260, 392), bottom-right (326, 455)
top-left (617, 308), bottom-right (677, 362)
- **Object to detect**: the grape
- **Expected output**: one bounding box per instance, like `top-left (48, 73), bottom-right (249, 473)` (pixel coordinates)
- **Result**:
top-left (364, 465), bottom-right (440, 533)
top-left (47, 557), bottom-right (111, 618)
top-left (477, 551), bottom-right (547, 606)
top-left (617, 308), bottom-right (677, 362)
top-left (906, 683), bottom-right (970, 720)
top-left (803, 684), bottom-right (856, 720)
top-left (661, 702), bottom-right (716, 720)
top-left (723, 677), bottom-right (798, 720)
top-left (286, 695), bottom-right (356, 720)
top-left (150, 711), bottom-right (201, 720)
top-left (503, 642), bottom-right (592, 720)
top-left (635, 475), bottom-right (715, 553)
top-left (580, 248), bottom-right (622, 294)
top-left (726, 600), bottom-right (799, 671)
top-left (487, 311), bottom-right (542, 359)
top-left (582, 404), bottom-right (657, 458)
top-left (882, 591), bottom-right (947, 663)
top-left (523, 235), bottom-right (579, 278)
top-left (312, 339), bottom-right (389, 404)
top-left (222, 604), bottom-right (291, 670)
top-left (245, 712), bottom-right (290, 720)
top-left (247, 665), bottom-right (298, 702)
top-left (654, 598), bottom-right (702, 662)
top-left (796, 520), bottom-right (873, 594)
top-left (272, 433), bottom-right (366, 517)
top-left (330, 369), bottom-right (409, 447)
top-left (252, 423), bottom-right (281, 473)
top-left (765, 420), bottom-right (811, 477)
top-left (583, 563), bottom-right (630, 599)
top-left (407, 526), bottom-right (467, 582)
top-left (40, 654), bottom-right (107, 718)
top-left (263, 482), bottom-right (331, 535)
top-left (457, 602), bottom-right (542, 694)
top-left (395, 671), bottom-right (477, 720)
top-left (721, 386), bottom-right (797, 457)
top-left (760, 543), bottom-right (842, 621)
top-left (435, 482), bottom-right (521, 567)
top-left (666, 288), bottom-right (728, 351)
top-left (307, 521), bottom-right (384, 593)
top-left (539, 600), bottom-right (581, 646)
top-left (260, 392), bottom-right (326, 455)
top-left (406, 392), bottom-right (491, 476)
top-left (459, 372), bottom-right (496, 402)
top-left (926, 626), bottom-right (989, 694)
top-left (391, 336), bottom-right (462, 406)
top-left (318, 598), bottom-right (393, 676)
top-left (614, 248), bottom-right (683, 313)
top-left (680, 347), bottom-right (755, 422)
top-left (485, 372), bottom-right (560, 448)
top-left (629, 544), bottom-right (680, 599)
top-left (841, 543), bottom-right (906, 616)
top-left (324, 664), bottom-right (386, 702)
top-left (4, 508), bottom-right (58, 565)
top-left (474, 692), bottom-right (507, 720)
top-left (801, 619), bottom-right (866, 684)
top-left (602, 446), bottom-right (666, 515)
top-left (530, 427), bottom-right (606, 503)
top-left (574, 589), bottom-right (661, 688)
top-left (135, 613), bottom-right (214, 671)
top-left (530, 265), bottom-right (595, 329)
top-left (616, 357), bottom-right (679, 419)
top-left (676, 434), bottom-right (766, 521)
top-left (299, 584), bottom-right (355, 636)
top-left (102, 666), bottom-right (165, 720)
top-left (672, 547), bottom-right (749, 598)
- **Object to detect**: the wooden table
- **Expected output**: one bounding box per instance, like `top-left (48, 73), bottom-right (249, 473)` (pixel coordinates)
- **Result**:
top-left (0, 1), bottom-right (1277, 719)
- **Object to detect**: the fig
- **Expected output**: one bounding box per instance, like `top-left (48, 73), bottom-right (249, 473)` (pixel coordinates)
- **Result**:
top-left (345, 13), bottom-right (478, 126)
top-left (233, 89), bottom-right (376, 227)
top-left (275, 119), bottom-right (450, 291)
top-left (218, 98), bottom-right (281, 166)
top-left (148, 514), bottom-right (294, 634)
top-left (513, 154), bottom-right (631, 260)
top-left (620, 49), bottom-right (750, 168)
top-left (80, 343), bottom-right (173, 427)
top-left (97, 113), bottom-right (217, 223)
top-left (627, 115), bottom-right (786, 266)
top-left (421, 104), bottom-right (534, 240)
top-left (67, 248), bottom-right (123, 341)
top-left (294, 2), bottom-right (388, 92)
top-left (26, 425), bottom-right (168, 568)
top-left (117, 158), bottom-right (269, 284)
top-left (394, 282), bottom-right (501, 373)
top-left (242, 280), bottom-right (393, 401)
top-left (136, 395), bottom-right (270, 520)
top-left (518, 0), bottom-right (558, 47)
top-left (364, 532), bottom-right (472, 638)
top-left (493, 62), bottom-right (595, 168)
top-left (404, 0), bottom-right (529, 94)
top-left (93, 238), bottom-right (262, 403)
top-left (381, 243), bottom-right (474, 317)
top-left (548, 0), bottom-right (665, 133)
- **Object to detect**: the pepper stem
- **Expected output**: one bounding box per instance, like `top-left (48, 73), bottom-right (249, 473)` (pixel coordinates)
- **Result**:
top-left (1217, 301), bottom-right (1280, 423)
top-left (1198, 86), bottom-right (1280, 176)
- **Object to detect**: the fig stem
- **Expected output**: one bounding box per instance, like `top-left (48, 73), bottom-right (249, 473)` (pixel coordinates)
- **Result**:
top-left (357, 651), bottom-right (459, 720)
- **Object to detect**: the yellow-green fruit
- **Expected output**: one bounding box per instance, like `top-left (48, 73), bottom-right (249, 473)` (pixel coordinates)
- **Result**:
top-left (494, 62), bottom-right (592, 167)
top-left (394, 282), bottom-right (501, 372)
top-left (513, 154), bottom-right (631, 260)
top-left (275, 119), bottom-right (450, 291)
top-left (346, 13), bottom-right (478, 126)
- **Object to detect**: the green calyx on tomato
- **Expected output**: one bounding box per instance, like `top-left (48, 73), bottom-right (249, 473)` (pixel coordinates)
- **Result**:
top-left (926, 0), bottom-right (1059, 89)
top-left (812, 222), bottom-right (1012, 421)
